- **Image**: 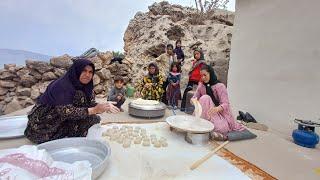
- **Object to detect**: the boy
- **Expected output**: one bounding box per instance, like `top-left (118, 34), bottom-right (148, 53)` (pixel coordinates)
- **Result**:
top-left (108, 76), bottom-right (126, 112)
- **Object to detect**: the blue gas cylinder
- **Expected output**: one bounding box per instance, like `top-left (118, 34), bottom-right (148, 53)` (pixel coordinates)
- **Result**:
top-left (292, 123), bottom-right (319, 148)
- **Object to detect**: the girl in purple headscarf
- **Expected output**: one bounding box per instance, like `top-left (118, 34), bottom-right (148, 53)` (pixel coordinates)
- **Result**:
top-left (24, 59), bottom-right (119, 144)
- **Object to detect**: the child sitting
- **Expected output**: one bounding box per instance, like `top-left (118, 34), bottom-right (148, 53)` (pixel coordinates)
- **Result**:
top-left (166, 62), bottom-right (182, 109)
top-left (108, 76), bottom-right (126, 111)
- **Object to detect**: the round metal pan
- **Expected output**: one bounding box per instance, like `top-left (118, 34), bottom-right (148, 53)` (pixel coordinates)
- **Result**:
top-left (128, 102), bottom-right (166, 111)
top-left (128, 102), bottom-right (166, 118)
top-left (166, 115), bottom-right (214, 133)
top-left (38, 137), bottom-right (111, 179)
top-left (0, 115), bottom-right (28, 139)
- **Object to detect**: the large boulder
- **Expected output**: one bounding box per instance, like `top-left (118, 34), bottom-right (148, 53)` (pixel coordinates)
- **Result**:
top-left (26, 60), bottom-right (53, 74)
top-left (0, 87), bottom-right (8, 96)
top-left (94, 85), bottom-right (105, 94)
top-left (42, 72), bottom-right (57, 81)
top-left (0, 70), bottom-right (17, 80)
top-left (20, 74), bottom-right (38, 88)
top-left (16, 67), bottom-right (31, 77)
top-left (17, 86), bottom-right (31, 97)
top-left (96, 68), bottom-right (111, 80)
top-left (4, 98), bottom-right (23, 114)
top-left (0, 80), bottom-right (16, 88)
top-left (93, 75), bottom-right (101, 86)
top-left (30, 87), bottom-right (40, 100)
top-left (30, 70), bottom-right (43, 80)
top-left (54, 68), bottom-right (66, 77)
top-left (4, 96), bottom-right (13, 103)
top-left (98, 52), bottom-right (113, 64)
top-left (50, 54), bottom-right (73, 69)
top-left (90, 56), bottom-right (103, 70)
top-left (20, 98), bottom-right (34, 107)
top-left (9, 92), bottom-right (16, 96)
top-left (4, 64), bottom-right (16, 70)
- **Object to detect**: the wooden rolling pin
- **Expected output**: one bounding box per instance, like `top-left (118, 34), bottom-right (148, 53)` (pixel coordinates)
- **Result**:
top-left (190, 141), bottom-right (229, 170)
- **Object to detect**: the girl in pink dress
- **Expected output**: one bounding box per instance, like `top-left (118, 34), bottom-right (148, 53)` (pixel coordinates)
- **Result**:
top-left (191, 64), bottom-right (245, 140)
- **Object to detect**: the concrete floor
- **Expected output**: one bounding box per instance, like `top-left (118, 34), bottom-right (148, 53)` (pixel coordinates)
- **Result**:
top-left (1, 99), bottom-right (319, 180)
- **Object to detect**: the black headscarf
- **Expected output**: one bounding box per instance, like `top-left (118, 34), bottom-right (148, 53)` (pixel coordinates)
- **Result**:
top-left (147, 62), bottom-right (160, 83)
top-left (201, 64), bottom-right (220, 106)
top-left (38, 59), bottom-right (95, 106)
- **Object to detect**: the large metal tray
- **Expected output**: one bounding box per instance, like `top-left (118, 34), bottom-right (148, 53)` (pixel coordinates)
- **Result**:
top-left (38, 137), bottom-right (111, 179)
top-left (0, 115), bottom-right (28, 139)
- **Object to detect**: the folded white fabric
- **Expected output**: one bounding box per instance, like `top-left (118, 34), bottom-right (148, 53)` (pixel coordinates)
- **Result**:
top-left (0, 145), bottom-right (92, 180)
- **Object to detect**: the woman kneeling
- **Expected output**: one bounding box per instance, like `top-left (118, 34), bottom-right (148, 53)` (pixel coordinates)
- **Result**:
top-left (191, 64), bottom-right (244, 140)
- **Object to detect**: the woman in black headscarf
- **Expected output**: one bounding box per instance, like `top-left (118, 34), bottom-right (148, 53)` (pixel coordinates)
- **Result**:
top-left (24, 59), bottom-right (119, 144)
top-left (191, 64), bottom-right (244, 140)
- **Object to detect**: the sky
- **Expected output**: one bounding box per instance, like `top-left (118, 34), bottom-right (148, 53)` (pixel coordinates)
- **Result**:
top-left (0, 0), bottom-right (235, 56)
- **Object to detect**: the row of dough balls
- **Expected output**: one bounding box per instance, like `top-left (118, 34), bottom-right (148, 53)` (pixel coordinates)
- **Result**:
top-left (102, 125), bottom-right (168, 148)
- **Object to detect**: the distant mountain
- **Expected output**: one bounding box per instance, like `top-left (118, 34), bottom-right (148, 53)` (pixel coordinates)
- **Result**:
top-left (0, 49), bottom-right (52, 68)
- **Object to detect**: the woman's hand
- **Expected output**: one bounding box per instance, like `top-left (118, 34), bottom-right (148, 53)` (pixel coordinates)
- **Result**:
top-left (88, 102), bottom-right (120, 115)
top-left (207, 106), bottom-right (223, 117)
top-left (88, 103), bottom-right (108, 115)
top-left (190, 97), bottom-right (197, 105)
top-left (105, 102), bottom-right (120, 113)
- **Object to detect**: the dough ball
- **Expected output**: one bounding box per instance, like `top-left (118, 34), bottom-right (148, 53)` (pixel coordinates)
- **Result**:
top-left (150, 134), bottom-right (156, 138)
top-left (123, 141), bottom-right (131, 148)
top-left (117, 137), bottom-right (124, 144)
top-left (134, 127), bottom-right (141, 132)
top-left (132, 132), bottom-right (139, 137)
top-left (110, 135), bottom-right (117, 141)
top-left (134, 138), bottom-right (142, 144)
top-left (161, 141), bottom-right (168, 147)
top-left (142, 140), bottom-right (150, 146)
top-left (159, 137), bottom-right (167, 142)
top-left (134, 129), bottom-right (140, 133)
top-left (140, 129), bottom-right (146, 134)
top-left (140, 134), bottom-right (147, 139)
top-left (143, 138), bottom-right (150, 142)
top-left (151, 138), bottom-right (157, 144)
top-left (154, 141), bottom-right (161, 148)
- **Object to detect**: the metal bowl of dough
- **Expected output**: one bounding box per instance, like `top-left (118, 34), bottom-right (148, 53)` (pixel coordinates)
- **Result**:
top-left (128, 102), bottom-right (166, 118)
top-left (0, 115), bottom-right (28, 139)
top-left (38, 137), bottom-right (111, 179)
